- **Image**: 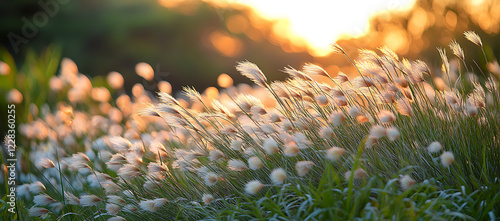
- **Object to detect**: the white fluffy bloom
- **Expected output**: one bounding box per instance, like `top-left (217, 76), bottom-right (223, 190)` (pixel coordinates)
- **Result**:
top-left (386, 127), bottom-right (400, 141)
top-left (29, 207), bottom-right (50, 218)
top-left (204, 172), bottom-right (219, 186)
top-left (315, 94), bottom-right (329, 106)
top-left (329, 111), bottom-right (345, 125)
top-left (80, 195), bottom-right (102, 207)
top-left (33, 194), bottom-right (56, 206)
top-left (440, 151), bottom-right (455, 167)
top-left (209, 150), bottom-right (225, 161)
top-left (227, 159), bottom-right (248, 171)
top-left (369, 125), bottom-right (386, 139)
top-left (326, 147), bottom-right (346, 161)
top-left (295, 161), bottom-right (314, 177)
top-left (284, 142), bottom-right (300, 157)
top-left (245, 180), bottom-right (264, 194)
top-left (139, 198), bottom-right (167, 212)
top-left (427, 142), bottom-right (442, 153)
top-left (348, 106), bottom-right (362, 118)
top-left (378, 110), bottom-right (396, 123)
top-left (345, 168), bottom-right (368, 181)
top-left (38, 158), bottom-right (55, 168)
top-left (263, 138), bottom-right (279, 154)
top-left (320, 127), bottom-right (335, 139)
top-left (248, 156), bottom-right (264, 170)
top-left (29, 181), bottom-right (46, 194)
top-left (106, 203), bottom-right (121, 215)
top-left (400, 175), bottom-right (416, 190)
top-left (117, 164), bottom-right (142, 180)
top-left (107, 195), bottom-right (126, 206)
top-left (270, 168), bottom-right (287, 184)
top-left (230, 140), bottom-right (243, 150)
top-left (202, 194), bottom-right (215, 204)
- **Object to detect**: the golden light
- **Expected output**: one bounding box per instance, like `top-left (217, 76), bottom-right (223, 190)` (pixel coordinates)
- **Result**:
top-left (217, 73), bottom-right (234, 88)
top-left (225, 0), bottom-right (416, 56)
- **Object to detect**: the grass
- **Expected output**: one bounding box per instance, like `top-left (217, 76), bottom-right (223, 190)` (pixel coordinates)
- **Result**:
top-left (1, 31), bottom-right (500, 220)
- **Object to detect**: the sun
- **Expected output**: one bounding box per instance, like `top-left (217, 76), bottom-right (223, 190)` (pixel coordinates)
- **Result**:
top-left (225, 0), bottom-right (416, 56)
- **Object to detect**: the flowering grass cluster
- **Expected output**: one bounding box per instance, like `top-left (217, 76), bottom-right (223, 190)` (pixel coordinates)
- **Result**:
top-left (5, 31), bottom-right (500, 220)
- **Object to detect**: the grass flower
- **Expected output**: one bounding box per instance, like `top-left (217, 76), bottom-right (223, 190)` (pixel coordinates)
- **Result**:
top-left (29, 181), bottom-right (46, 194)
top-left (228, 159), bottom-right (248, 171)
top-left (400, 175), bottom-right (416, 190)
top-left (80, 195), bottom-right (102, 207)
top-left (245, 180), bottom-right (265, 194)
top-left (33, 194), bottom-right (57, 206)
top-left (464, 31), bottom-right (482, 47)
top-left (440, 151), bottom-right (455, 167)
top-left (248, 156), bottom-right (264, 170)
top-left (427, 142), bottom-right (442, 153)
top-left (270, 168), bottom-right (287, 184)
top-left (202, 194), bottom-right (215, 204)
top-left (29, 207), bottom-right (50, 218)
top-left (369, 125), bottom-right (386, 139)
top-left (386, 127), bottom-right (400, 141)
top-left (236, 61), bottom-right (267, 87)
top-left (326, 147), bottom-right (346, 161)
top-left (263, 138), bottom-right (279, 154)
top-left (295, 161), bottom-right (314, 177)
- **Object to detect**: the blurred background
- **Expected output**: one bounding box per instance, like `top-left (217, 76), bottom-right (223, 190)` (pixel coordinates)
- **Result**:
top-left (1, 0), bottom-right (500, 132)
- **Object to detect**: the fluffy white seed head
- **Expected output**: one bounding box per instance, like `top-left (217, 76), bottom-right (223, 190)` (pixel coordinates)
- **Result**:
top-left (320, 127), bottom-right (335, 139)
top-left (315, 94), bottom-right (329, 106)
top-left (378, 110), bottom-right (396, 123)
top-left (202, 194), bottom-right (215, 204)
top-left (427, 142), bottom-right (442, 153)
top-left (230, 140), bottom-right (243, 150)
top-left (369, 125), bottom-right (386, 139)
top-left (263, 138), bottom-right (279, 154)
top-left (270, 168), bottom-right (287, 184)
top-left (329, 111), bottom-right (345, 126)
top-left (283, 142), bottom-right (300, 157)
top-left (248, 156), bottom-right (264, 170)
top-left (108, 216), bottom-right (126, 221)
top-left (139, 198), bottom-right (167, 212)
top-left (33, 194), bottom-right (57, 206)
top-left (440, 151), bottom-right (455, 167)
top-left (400, 175), bottom-right (416, 190)
top-left (106, 203), bottom-right (121, 215)
top-left (227, 159), bottom-right (248, 171)
top-left (295, 161), bottom-right (314, 177)
top-left (29, 181), bottom-right (46, 194)
top-left (80, 195), bottom-right (102, 207)
top-left (204, 172), bottom-right (219, 186)
top-left (236, 61), bottom-right (267, 87)
top-left (387, 127), bottom-right (400, 141)
top-left (348, 106), bottom-right (362, 118)
top-left (326, 147), bottom-right (346, 161)
top-left (209, 150), bottom-right (225, 161)
top-left (245, 180), bottom-right (264, 194)
top-left (29, 207), bottom-right (50, 218)
top-left (464, 31), bottom-right (482, 47)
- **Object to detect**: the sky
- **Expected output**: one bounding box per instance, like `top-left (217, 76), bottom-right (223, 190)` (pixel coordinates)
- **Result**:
top-left (228, 0), bottom-right (417, 56)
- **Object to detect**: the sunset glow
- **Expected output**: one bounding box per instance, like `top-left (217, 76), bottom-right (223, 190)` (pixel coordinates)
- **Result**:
top-left (228, 0), bottom-right (416, 56)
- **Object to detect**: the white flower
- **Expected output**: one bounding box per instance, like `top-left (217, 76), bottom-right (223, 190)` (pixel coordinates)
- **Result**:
top-left (106, 203), bottom-right (121, 215)
top-left (427, 142), bottom-right (442, 153)
top-left (329, 111), bottom-right (345, 125)
top-left (369, 125), bottom-right (386, 139)
top-left (33, 194), bottom-right (56, 206)
top-left (80, 195), bottom-right (102, 207)
top-left (139, 198), bottom-right (167, 212)
top-left (378, 110), bottom-right (396, 123)
top-left (29, 207), bottom-right (50, 218)
top-left (315, 95), bottom-right (329, 106)
top-left (284, 142), bottom-right (300, 157)
top-left (400, 175), bottom-right (416, 190)
top-left (440, 151), bottom-right (455, 167)
top-left (270, 168), bottom-right (287, 184)
top-left (326, 147), bottom-right (346, 161)
top-left (245, 180), bottom-right (264, 194)
top-left (248, 156), bottom-right (264, 170)
top-left (117, 164), bottom-right (142, 180)
top-left (227, 159), bottom-right (248, 171)
top-left (387, 127), bottom-right (400, 141)
top-left (236, 61), bottom-right (268, 87)
top-left (295, 161), bottom-right (314, 177)
top-left (209, 150), bottom-right (225, 161)
top-left (230, 140), bottom-right (243, 150)
top-left (202, 194), bottom-right (215, 204)
top-left (320, 127), bottom-right (335, 139)
top-left (38, 158), bottom-right (55, 168)
top-left (204, 172), bottom-right (219, 186)
top-left (348, 106), bottom-right (362, 118)
top-left (263, 138), bottom-right (279, 154)
top-left (345, 168), bottom-right (368, 181)
top-left (107, 195), bottom-right (126, 206)
top-left (29, 181), bottom-right (46, 194)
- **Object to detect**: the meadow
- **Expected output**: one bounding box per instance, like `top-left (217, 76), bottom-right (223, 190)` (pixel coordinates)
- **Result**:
top-left (2, 31), bottom-right (499, 220)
